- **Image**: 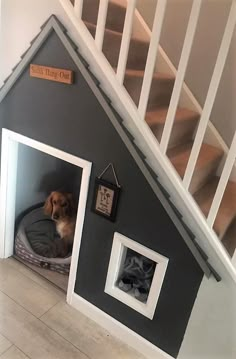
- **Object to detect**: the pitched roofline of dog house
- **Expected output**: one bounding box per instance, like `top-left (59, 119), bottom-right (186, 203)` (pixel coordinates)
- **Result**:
top-left (0, 15), bottom-right (216, 279)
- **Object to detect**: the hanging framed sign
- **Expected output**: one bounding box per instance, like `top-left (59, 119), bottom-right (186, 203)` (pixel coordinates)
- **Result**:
top-left (92, 163), bottom-right (121, 222)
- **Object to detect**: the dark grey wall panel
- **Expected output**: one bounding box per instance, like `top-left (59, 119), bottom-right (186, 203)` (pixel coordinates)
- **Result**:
top-left (0, 30), bottom-right (203, 358)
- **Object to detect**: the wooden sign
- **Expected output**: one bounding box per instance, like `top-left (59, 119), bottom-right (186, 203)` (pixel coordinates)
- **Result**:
top-left (30, 64), bottom-right (73, 84)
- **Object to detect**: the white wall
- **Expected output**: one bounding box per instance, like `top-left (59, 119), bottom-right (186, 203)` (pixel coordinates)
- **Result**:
top-left (0, 0), bottom-right (88, 85)
top-left (178, 275), bottom-right (236, 359)
top-left (137, 0), bottom-right (235, 147)
top-left (0, 0), bottom-right (59, 84)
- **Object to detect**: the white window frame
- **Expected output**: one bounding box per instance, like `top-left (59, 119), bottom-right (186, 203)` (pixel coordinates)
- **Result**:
top-left (105, 232), bottom-right (169, 319)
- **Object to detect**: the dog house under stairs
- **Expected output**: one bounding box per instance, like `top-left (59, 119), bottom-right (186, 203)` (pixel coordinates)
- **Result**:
top-left (0, 15), bottom-right (214, 359)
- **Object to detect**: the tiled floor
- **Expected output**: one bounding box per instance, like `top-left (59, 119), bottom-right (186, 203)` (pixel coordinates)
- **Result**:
top-left (0, 258), bottom-right (145, 359)
top-left (13, 256), bottom-right (68, 292)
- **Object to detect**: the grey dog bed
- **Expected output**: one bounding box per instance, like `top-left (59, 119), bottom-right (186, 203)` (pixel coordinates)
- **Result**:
top-left (15, 207), bottom-right (71, 274)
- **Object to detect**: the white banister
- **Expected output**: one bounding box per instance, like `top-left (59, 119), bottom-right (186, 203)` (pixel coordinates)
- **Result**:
top-left (183, 0), bottom-right (236, 190)
top-left (74, 0), bottom-right (83, 19)
top-left (116, 0), bottom-right (137, 84)
top-left (207, 132), bottom-right (236, 227)
top-left (95, 0), bottom-right (109, 51)
top-left (138, 0), bottom-right (167, 119)
top-left (59, 0), bottom-right (236, 283)
top-left (160, 0), bottom-right (202, 153)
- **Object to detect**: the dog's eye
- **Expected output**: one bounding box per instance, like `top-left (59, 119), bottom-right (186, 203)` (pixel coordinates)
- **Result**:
top-left (61, 202), bottom-right (67, 207)
top-left (53, 200), bottom-right (57, 205)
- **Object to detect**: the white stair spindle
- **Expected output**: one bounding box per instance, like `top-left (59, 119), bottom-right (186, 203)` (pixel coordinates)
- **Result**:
top-left (116, 0), bottom-right (137, 85)
top-left (160, 0), bottom-right (202, 153)
top-left (183, 0), bottom-right (236, 190)
top-left (74, 0), bottom-right (84, 19)
top-left (207, 132), bottom-right (236, 227)
top-left (138, 0), bottom-right (167, 120)
top-left (95, 0), bottom-right (109, 51)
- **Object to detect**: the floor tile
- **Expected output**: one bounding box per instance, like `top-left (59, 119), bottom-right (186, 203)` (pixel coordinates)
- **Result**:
top-left (13, 258), bottom-right (68, 292)
top-left (41, 301), bottom-right (145, 359)
top-left (0, 259), bottom-right (146, 358)
top-left (0, 346), bottom-right (28, 359)
top-left (6, 258), bottom-right (66, 299)
top-left (0, 292), bottom-right (88, 359)
top-left (0, 290), bottom-right (36, 333)
top-left (0, 334), bottom-right (12, 356)
top-left (0, 260), bottom-right (62, 317)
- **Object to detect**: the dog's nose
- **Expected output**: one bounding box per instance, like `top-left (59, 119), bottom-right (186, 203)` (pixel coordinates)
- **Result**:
top-left (53, 213), bottom-right (59, 220)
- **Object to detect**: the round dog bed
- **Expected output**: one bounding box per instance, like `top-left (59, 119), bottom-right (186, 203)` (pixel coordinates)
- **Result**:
top-left (15, 207), bottom-right (71, 274)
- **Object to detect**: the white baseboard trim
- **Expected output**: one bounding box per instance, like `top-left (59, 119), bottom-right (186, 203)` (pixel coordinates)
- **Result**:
top-left (69, 292), bottom-right (174, 359)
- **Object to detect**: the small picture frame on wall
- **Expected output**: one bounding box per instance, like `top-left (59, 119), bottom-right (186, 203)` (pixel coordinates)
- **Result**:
top-left (92, 178), bottom-right (121, 222)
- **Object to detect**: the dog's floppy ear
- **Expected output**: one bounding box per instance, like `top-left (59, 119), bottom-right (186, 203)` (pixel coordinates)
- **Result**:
top-left (66, 193), bottom-right (76, 215)
top-left (44, 192), bottom-right (53, 216)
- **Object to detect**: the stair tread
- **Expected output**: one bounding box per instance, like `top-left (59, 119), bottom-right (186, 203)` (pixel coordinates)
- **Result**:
top-left (85, 22), bottom-right (149, 70)
top-left (194, 177), bottom-right (236, 238)
top-left (123, 70), bottom-right (175, 108)
top-left (85, 21), bottom-right (149, 46)
top-left (146, 107), bottom-right (199, 127)
top-left (81, 0), bottom-right (127, 33)
top-left (168, 142), bottom-right (224, 179)
top-left (125, 69), bottom-right (174, 81)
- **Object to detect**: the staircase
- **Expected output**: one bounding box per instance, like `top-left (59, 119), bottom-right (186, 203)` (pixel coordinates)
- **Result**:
top-left (63, 0), bottom-right (236, 277)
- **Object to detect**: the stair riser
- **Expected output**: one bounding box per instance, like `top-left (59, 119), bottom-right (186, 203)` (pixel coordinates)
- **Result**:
top-left (82, 0), bottom-right (126, 33)
top-left (150, 120), bottom-right (197, 149)
top-left (189, 159), bottom-right (222, 195)
top-left (193, 177), bottom-right (236, 242)
top-left (222, 220), bottom-right (236, 257)
top-left (124, 76), bottom-right (174, 108)
top-left (86, 25), bottom-right (149, 70)
top-left (118, 40), bottom-right (149, 71)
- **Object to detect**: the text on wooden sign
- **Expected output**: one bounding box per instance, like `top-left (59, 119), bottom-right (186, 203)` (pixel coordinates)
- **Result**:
top-left (30, 64), bottom-right (73, 84)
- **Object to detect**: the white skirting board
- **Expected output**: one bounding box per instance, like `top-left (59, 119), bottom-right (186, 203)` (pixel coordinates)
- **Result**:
top-left (69, 292), bottom-right (174, 359)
